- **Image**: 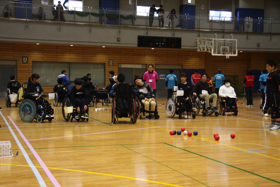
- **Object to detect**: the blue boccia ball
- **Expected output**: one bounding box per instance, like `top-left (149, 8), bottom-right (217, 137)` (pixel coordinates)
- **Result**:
top-left (177, 130), bottom-right (182, 135)
top-left (173, 130), bottom-right (177, 135)
top-left (193, 131), bottom-right (198, 136)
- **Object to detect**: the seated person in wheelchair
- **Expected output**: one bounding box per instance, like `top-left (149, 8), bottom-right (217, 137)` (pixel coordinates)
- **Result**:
top-left (27, 74), bottom-right (54, 118)
top-left (106, 77), bottom-right (116, 92)
top-left (219, 78), bottom-right (237, 112)
top-left (178, 73), bottom-right (197, 118)
top-left (70, 78), bottom-right (90, 119)
top-left (134, 76), bottom-right (156, 119)
top-left (54, 77), bottom-right (68, 95)
top-left (193, 73), bottom-right (218, 113)
top-left (7, 75), bottom-right (21, 94)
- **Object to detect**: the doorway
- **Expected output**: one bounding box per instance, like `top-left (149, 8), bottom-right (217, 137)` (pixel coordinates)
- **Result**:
top-left (118, 64), bottom-right (147, 84)
top-left (0, 61), bottom-right (17, 97)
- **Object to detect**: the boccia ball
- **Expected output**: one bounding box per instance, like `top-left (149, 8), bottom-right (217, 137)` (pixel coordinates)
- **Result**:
top-left (169, 131), bottom-right (174, 135)
top-left (162, 103), bottom-right (165, 105)
top-left (173, 130), bottom-right (177, 135)
top-left (183, 130), bottom-right (188, 135)
top-left (241, 102), bottom-right (243, 105)
top-left (230, 134), bottom-right (235, 139)
top-left (193, 131), bottom-right (198, 136)
top-left (188, 132), bottom-right (192, 137)
top-left (177, 130), bottom-right (182, 135)
top-left (213, 133), bottom-right (218, 137)
top-left (181, 127), bottom-right (185, 132)
top-left (215, 136), bottom-right (220, 141)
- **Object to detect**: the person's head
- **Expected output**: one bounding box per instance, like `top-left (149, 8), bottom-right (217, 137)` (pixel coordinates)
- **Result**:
top-left (87, 73), bottom-right (91, 79)
top-left (266, 60), bottom-right (277, 73)
top-left (58, 1), bottom-right (61, 5)
top-left (39, 7), bottom-right (43, 11)
top-left (10, 75), bottom-right (15, 80)
top-left (148, 64), bottom-right (154, 72)
top-left (194, 69), bottom-right (199, 74)
top-left (61, 70), bottom-right (67, 75)
top-left (172, 9), bottom-right (176, 13)
top-left (109, 70), bottom-right (114, 77)
top-left (57, 77), bottom-right (63, 84)
top-left (181, 73), bottom-right (188, 83)
top-left (117, 73), bottom-right (125, 83)
top-left (29, 73), bottom-right (40, 83)
top-left (152, 4), bottom-right (155, 7)
top-left (109, 77), bottom-right (115, 84)
top-left (224, 78), bottom-right (231, 87)
top-left (201, 73), bottom-right (207, 82)
top-left (160, 5), bottom-right (163, 8)
top-left (247, 69), bottom-right (253, 76)
top-left (5, 5), bottom-right (9, 9)
top-left (169, 69), bottom-right (174, 74)
top-left (218, 69), bottom-right (222, 73)
top-left (74, 78), bottom-right (83, 90)
top-left (261, 68), bottom-right (267, 74)
top-left (134, 76), bottom-right (143, 86)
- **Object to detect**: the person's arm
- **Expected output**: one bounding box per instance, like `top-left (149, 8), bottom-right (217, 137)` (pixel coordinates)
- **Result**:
top-left (38, 83), bottom-right (44, 96)
top-left (165, 81), bottom-right (168, 87)
top-left (175, 14), bottom-right (177, 18)
top-left (109, 85), bottom-right (117, 96)
top-left (165, 75), bottom-right (168, 88)
top-left (175, 81), bottom-right (177, 86)
top-left (147, 84), bottom-right (155, 98)
top-left (243, 78), bottom-right (246, 84)
top-left (175, 76), bottom-right (178, 86)
top-left (26, 82), bottom-right (32, 94)
top-left (193, 83), bottom-right (198, 95)
top-left (54, 85), bottom-right (57, 92)
top-left (69, 89), bottom-right (76, 105)
top-left (219, 86), bottom-right (226, 97)
top-left (65, 76), bottom-right (70, 85)
top-left (156, 72), bottom-right (159, 83)
top-left (191, 75), bottom-right (195, 86)
top-left (232, 87), bottom-right (237, 97)
top-left (143, 73), bottom-right (146, 81)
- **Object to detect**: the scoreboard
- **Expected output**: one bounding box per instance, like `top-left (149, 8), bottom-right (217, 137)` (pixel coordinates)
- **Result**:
top-left (137, 36), bottom-right (181, 49)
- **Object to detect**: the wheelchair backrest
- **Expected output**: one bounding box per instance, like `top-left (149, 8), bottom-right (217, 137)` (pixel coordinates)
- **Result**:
top-left (22, 82), bottom-right (28, 95)
top-left (115, 83), bottom-right (133, 99)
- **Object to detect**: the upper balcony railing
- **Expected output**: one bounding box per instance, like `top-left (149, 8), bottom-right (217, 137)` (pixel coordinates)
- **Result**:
top-left (1, 1), bottom-right (280, 34)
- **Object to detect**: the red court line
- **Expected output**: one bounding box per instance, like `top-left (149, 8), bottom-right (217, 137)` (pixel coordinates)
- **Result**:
top-left (8, 116), bottom-right (61, 187)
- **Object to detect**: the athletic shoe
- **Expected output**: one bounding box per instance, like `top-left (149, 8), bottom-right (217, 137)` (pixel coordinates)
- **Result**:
top-left (188, 115), bottom-right (192, 119)
top-left (270, 125), bottom-right (280, 131)
top-left (212, 107), bottom-right (218, 112)
top-left (50, 115), bottom-right (54, 118)
top-left (75, 114), bottom-right (81, 120)
top-left (207, 107), bottom-right (212, 112)
top-left (82, 113), bottom-right (89, 118)
top-left (260, 105), bottom-right (263, 109)
top-left (246, 105), bottom-right (250, 107)
top-left (265, 123), bottom-right (275, 129)
top-left (45, 115), bottom-right (49, 118)
top-left (250, 105), bottom-right (254, 108)
top-left (184, 114), bottom-right (188, 119)
top-left (264, 113), bottom-right (269, 117)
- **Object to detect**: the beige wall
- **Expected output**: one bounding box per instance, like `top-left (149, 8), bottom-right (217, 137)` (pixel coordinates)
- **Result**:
top-left (238, 0), bottom-right (264, 9)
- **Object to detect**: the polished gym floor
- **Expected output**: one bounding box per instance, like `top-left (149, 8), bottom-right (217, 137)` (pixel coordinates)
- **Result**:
top-left (0, 97), bottom-right (279, 187)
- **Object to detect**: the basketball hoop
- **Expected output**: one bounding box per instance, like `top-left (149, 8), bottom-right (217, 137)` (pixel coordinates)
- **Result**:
top-left (223, 52), bottom-right (230, 59)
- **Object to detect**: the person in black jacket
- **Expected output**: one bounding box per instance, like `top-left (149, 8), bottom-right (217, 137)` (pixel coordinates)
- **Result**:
top-left (149, 4), bottom-right (156, 27)
top-left (27, 74), bottom-right (54, 118)
top-left (193, 73), bottom-right (218, 112)
top-left (106, 78), bottom-right (116, 92)
top-left (7, 75), bottom-right (21, 94)
top-left (157, 5), bottom-right (164, 27)
top-left (70, 78), bottom-right (89, 119)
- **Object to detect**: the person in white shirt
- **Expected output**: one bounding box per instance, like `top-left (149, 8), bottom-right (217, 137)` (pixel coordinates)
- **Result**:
top-left (219, 79), bottom-right (237, 111)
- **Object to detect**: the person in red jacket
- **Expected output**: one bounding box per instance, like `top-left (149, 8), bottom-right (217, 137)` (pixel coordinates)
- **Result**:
top-left (191, 69), bottom-right (201, 87)
top-left (244, 69), bottom-right (255, 107)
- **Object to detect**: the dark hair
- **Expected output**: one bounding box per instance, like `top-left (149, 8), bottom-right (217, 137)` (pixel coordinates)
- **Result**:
top-left (194, 69), bottom-right (199, 73)
top-left (224, 78), bottom-right (231, 84)
top-left (247, 69), bottom-right (253, 75)
top-left (148, 64), bottom-right (154, 68)
top-left (134, 76), bottom-right (142, 83)
top-left (61, 70), bottom-right (66, 74)
top-left (171, 9), bottom-right (176, 13)
top-left (57, 77), bottom-right (63, 84)
top-left (181, 73), bottom-right (188, 79)
top-left (117, 73), bottom-right (125, 83)
top-left (87, 73), bottom-right (91, 76)
top-left (109, 77), bottom-right (115, 83)
top-left (266, 60), bottom-right (277, 69)
top-left (109, 70), bottom-right (114, 75)
top-left (10, 75), bottom-right (15, 80)
top-left (74, 78), bottom-right (83, 85)
top-left (201, 73), bottom-right (208, 78)
top-left (28, 73), bottom-right (40, 82)
top-left (160, 5), bottom-right (163, 7)
top-left (170, 69), bottom-right (174, 73)
top-left (262, 68), bottom-right (268, 74)
top-left (218, 69), bottom-right (222, 73)
top-left (152, 4), bottom-right (155, 7)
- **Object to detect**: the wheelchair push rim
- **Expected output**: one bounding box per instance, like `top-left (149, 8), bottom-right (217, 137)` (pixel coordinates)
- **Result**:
top-left (19, 99), bottom-right (36, 122)
top-left (166, 98), bottom-right (176, 118)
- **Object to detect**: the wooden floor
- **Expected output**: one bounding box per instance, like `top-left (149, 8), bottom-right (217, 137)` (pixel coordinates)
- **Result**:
top-left (0, 97), bottom-right (280, 187)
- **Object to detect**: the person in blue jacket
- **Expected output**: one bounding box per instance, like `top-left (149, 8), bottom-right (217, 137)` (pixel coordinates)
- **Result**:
top-left (259, 69), bottom-right (268, 109)
top-left (57, 70), bottom-right (70, 90)
top-left (165, 69), bottom-right (178, 99)
top-left (213, 69), bottom-right (225, 95)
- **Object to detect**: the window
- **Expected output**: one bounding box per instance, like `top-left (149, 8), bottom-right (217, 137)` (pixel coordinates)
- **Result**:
top-left (137, 6), bottom-right (160, 17)
top-left (53, 0), bottom-right (83, 11)
top-left (209, 10), bottom-right (232, 21)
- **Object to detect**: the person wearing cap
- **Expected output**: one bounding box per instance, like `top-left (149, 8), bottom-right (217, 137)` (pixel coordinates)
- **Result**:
top-left (134, 76), bottom-right (156, 119)
top-left (149, 4), bottom-right (156, 27)
top-left (214, 69), bottom-right (225, 95)
top-left (70, 78), bottom-right (90, 119)
top-left (219, 78), bottom-right (237, 112)
top-left (191, 69), bottom-right (201, 87)
top-left (157, 5), bottom-right (164, 27)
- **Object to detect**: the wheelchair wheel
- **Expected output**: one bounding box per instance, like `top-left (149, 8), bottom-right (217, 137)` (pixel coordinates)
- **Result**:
top-left (194, 98), bottom-right (201, 115)
top-left (136, 98), bottom-right (141, 119)
top-left (166, 98), bottom-right (176, 118)
top-left (62, 98), bottom-right (72, 121)
top-left (111, 99), bottom-right (116, 124)
top-left (48, 118), bottom-right (52, 122)
top-left (19, 99), bottom-right (36, 122)
top-left (131, 99), bottom-right (136, 124)
top-left (5, 96), bottom-right (11, 107)
top-left (53, 93), bottom-right (59, 107)
top-left (192, 113), bottom-right (196, 119)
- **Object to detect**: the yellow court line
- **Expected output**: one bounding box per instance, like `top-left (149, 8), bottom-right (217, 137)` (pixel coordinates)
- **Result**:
top-left (0, 163), bottom-right (184, 187)
top-left (139, 122), bottom-right (280, 161)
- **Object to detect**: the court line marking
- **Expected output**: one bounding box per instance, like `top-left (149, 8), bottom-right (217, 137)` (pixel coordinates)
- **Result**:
top-left (122, 145), bottom-right (209, 187)
top-left (52, 119), bottom-right (60, 123)
top-left (28, 127), bottom-right (158, 141)
top-left (7, 116), bottom-right (61, 187)
top-left (164, 143), bottom-right (280, 185)
top-left (89, 117), bottom-right (112, 126)
top-left (0, 112), bottom-right (47, 187)
top-left (157, 126), bottom-right (266, 131)
top-left (139, 122), bottom-right (280, 161)
top-left (0, 163), bottom-right (184, 187)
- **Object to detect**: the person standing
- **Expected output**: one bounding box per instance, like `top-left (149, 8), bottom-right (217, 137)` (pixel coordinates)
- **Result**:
top-left (157, 5), bottom-right (164, 28)
top-left (191, 69), bottom-right (201, 87)
top-left (58, 70), bottom-right (70, 90)
top-left (259, 69), bottom-right (268, 109)
top-left (167, 9), bottom-right (177, 28)
top-left (149, 5), bottom-right (156, 27)
top-left (165, 69), bottom-right (178, 99)
top-left (109, 70), bottom-right (116, 81)
top-left (214, 69), bottom-right (225, 95)
top-left (244, 69), bottom-right (255, 107)
top-left (143, 64), bottom-right (159, 97)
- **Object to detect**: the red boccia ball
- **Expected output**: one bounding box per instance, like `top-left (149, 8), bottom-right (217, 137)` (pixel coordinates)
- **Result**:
top-left (213, 133), bottom-right (218, 137)
top-left (215, 136), bottom-right (220, 141)
top-left (230, 134), bottom-right (235, 139)
top-left (181, 127), bottom-right (185, 132)
top-left (188, 132), bottom-right (192, 137)
top-left (170, 131), bottom-right (174, 135)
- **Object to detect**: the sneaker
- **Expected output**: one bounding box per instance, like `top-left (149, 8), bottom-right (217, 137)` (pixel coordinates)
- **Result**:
top-left (264, 113), bottom-right (269, 117)
top-left (184, 114), bottom-right (188, 119)
top-left (45, 115), bottom-right (49, 118)
top-left (75, 114), bottom-right (81, 120)
top-left (81, 113), bottom-right (89, 118)
top-left (265, 123), bottom-right (275, 129)
top-left (246, 105), bottom-right (250, 107)
top-left (212, 107), bottom-right (218, 112)
top-left (270, 125), bottom-right (280, 131)
top-left (188, 115), bottom-right (192, 119)
top-left (50, 115), bottom-right (54, 118)
top-left (207, 107), bottom-right (212, 112)
top-left (250, 105), bottom-right (254, 108)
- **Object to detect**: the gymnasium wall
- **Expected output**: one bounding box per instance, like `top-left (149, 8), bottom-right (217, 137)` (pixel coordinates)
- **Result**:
top-left (0, 41), bottom-right (279, 94)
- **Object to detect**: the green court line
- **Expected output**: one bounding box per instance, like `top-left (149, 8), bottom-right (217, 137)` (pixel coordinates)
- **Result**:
top-left (122, 145), bottom-right (209, 187)
top-left (164, 143), bottom-right (280, 185)
top-left (13, 142), bottom-right (165, 151)
top-left (89, 117), bottom-right (112, 126)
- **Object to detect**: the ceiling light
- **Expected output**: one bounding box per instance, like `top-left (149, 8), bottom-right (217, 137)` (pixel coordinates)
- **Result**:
top-left (70, 45), bottom-right (73, 46)
top-left (102, 46), bottom-right (105, 48)
top-left (36, 43), bottom-right (40, 45)
top-left (151, 48), bottom-right (154, 50)
top-left (240, 51), bottom-right (242, 52)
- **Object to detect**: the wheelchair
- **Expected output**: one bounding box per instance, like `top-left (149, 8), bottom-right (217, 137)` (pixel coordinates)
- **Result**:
top-left (138, 97), bottom-right (160, 119)
top-left (166, 90), bottom-right (196, 119)
top-left (19, 93), bottom-right (53, 123)
top-left (196, 96), bottom-right (219, 117)
top-left (111, 83), bottom-right (137, 124)
top-left (5, 89), bottom-right (20, 107)
top-left (94, 88), bottom-right (110, 106)
top-left (62, 93), bottom-right (89, 122)
top-left (219, 97), bottom-right (238, 116)
top-left (53, 86), bottom-right (68, 107)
